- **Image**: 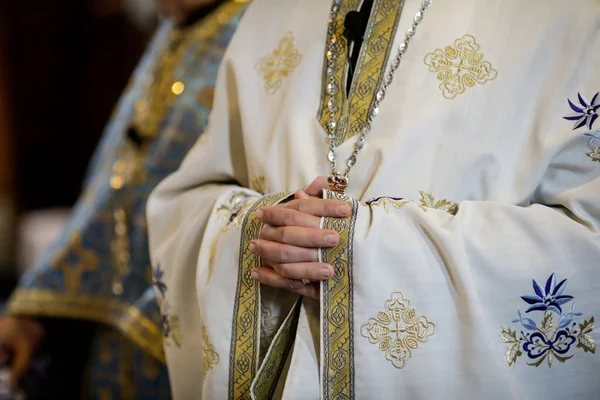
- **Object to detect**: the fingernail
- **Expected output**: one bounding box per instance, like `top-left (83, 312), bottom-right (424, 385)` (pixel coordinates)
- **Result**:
top-left (255, 209), bottom-right (264, 219)
top-left (321, 266), bottom-right (333, 279)
top-left (325, 233), bottom-right (337, 245)
top-left (249, 241), bottom-right (257, 252)
top-left (251, 269), bottom-right (258, 280)
top-left (336, 205), bottom-right (350, 215)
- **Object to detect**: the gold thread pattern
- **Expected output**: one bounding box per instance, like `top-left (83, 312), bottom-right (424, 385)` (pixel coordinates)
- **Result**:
top-left (259, 302), bottom-right (281, 360)
top-left (318, 0), bottom-right (405, 145)
top-left (256, 32), bottom-right (302, 95)
top-left (252, 299), bottom-right (302, 399)
top-left (132, 0), bottom-right (249, 138)
top-left (360, 291), bottom-right (435, 369)
top-left (201, 322), bottom-right (220, 372)
top-left (418, 191), bottom-right (458, 215)
top-left (228, 192), bottom-right (293, 399)
top-left (587, 147), bottom-right (600, 162)
top-left (8, 289), bottom-right (165, 362)
top-left (50, 232), bottom-right (101, 294)
top-left (321, 191), bottom-right (359, 400)
top-left (424, 34), bottom-right (498, 99)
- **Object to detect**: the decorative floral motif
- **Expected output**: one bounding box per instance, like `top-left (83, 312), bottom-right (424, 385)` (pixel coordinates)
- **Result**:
top-left (563, 93), bottom-right (600, 163)
top-left (501, 273), bottom-right (595, 368)
top-left (418, 191), bottom-right (458, 215)
top-left (587, 147), bottom-right (600, 162)
top-left (563, 92), bottom-right (599, 130)
top-left (216, 192), bottom-right (256, 231)
top-left (201, 322), bottom-right (220, 372)
top-left (424, 34), bottom-right (498, 99)
top-left (360, 291), bottom-right (435, 369)
top-left (152, 263), bottom-right (181, 347)
top-left (256, 32), bottom-right (302, 95)
top-left (365, 197), bottom-right (409, 213)
top-left (584, 129), bottom-right (600, 162)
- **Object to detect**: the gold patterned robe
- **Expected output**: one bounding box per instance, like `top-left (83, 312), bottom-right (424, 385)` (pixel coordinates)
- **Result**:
top-left (7, 1), bottom-right (249, 398)
top-left (147, 0), bottom-right (600, 398)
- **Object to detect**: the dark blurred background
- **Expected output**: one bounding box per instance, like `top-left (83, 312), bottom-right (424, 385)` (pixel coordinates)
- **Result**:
top-left (0, 0), bottom-right (156, 298)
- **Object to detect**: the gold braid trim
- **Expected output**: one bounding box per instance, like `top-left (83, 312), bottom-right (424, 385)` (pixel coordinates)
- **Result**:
top-left (321, 191), bottom-right (359, 400)
top-left (8, 289), bottom-right (165, 363)
top-left (228, 192), bottom-right (293, 400)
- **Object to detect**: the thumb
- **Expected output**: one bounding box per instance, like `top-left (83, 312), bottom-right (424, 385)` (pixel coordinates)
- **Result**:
top-left (9, 340), bottom-right (32, 389)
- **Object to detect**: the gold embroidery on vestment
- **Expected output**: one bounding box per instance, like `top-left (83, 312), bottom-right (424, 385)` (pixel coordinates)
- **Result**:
top-left (252, 299), bottom-right (302, 399)
top-left (317, 0), bottom-right (405, 145)
top-left (368, 197), bottom-right (409, 213)
top-left (201, 322), bottom-right (220, 372)
top-left (360, 291), bottom-right (435, 369)
top-left (216, 192), bottom-right (256, 231)
top-left (587, 147), bottom-right (600, 162)
top-left (424, 34), bottom-right (498, 99)
top-left (418, 191), bottom-right (458, 215)
top-left (50, 232), bottom-right (101, 294)
top-left (321, 191), bottom-right (359, 399)
top-left (256, 32), bottom-right (302, 95)
top-left (8, 289), bottom-right (165, 362)
top-left (228, 192), bottom-right (293, 399)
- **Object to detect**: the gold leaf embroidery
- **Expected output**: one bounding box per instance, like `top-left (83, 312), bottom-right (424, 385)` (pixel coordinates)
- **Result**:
top-left (424, 34), bottom-right (498, 99)
top-left (201, 322), bottom-right (220, 372)
top-left (577, 317), bottom-right (596, 354)
top-left (360, 291), bottom-right (435, 369)
top-left (500, 327), bottom-right (522, 367)
top-left (587, 147), bottom-right (600, 162)
top-left (418, 191), bottom-right (458, 215)
top-left (256, 32), bottom-right (302, 95)
top-left (216, 192), bottom-right (256, 231)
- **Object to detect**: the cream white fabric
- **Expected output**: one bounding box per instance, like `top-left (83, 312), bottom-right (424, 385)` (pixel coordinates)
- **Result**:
top-left (148, 0), bottom-right (600, 398)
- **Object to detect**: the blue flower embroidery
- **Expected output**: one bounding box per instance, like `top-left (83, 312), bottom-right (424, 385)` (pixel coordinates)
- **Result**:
top-left (152, 264), bottom-right (167, 297)
top-left (501, 273), bottom-right (596, 368)
top-left (152, 263), bottom-right (182, 347)
top-left (564, 92), bottom-right (600, 130)
top-left (520, 273), bottom-right (573, 314)
top-left (584, 129), bottom-right (600, 147)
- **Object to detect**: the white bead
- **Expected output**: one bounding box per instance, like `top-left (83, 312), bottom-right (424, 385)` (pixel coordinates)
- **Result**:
top-left (328, 150), bottom-right (335, 162)
top-left (327, 82), bottom-right (336, 95)
top-left (327, 118), bottom-right (337, 130)
top-left (347, 155), bottom-right (356, 168)
top-left (376, 90), bottom-right (384, 102)
top-left (361, 123), bottom-right (371, 135)
top-left (327, 99), bottom-right (336, 111)
top-left (391, 58), bottom-right (400, 69)
top-left (414, 11), bottom-right (423, 22)
top-left (384, 74), bottom-right (393, 86)
top-left (371, 106), bottom-right (379, 117)
top-left (399, 42), bottom-right (407, 53)
top-left (355, 139), bottom-right (364, 150)
top-left (423, 0), bottom-right (432, 6)
top-left (407, 27), bottom-right (416, 38)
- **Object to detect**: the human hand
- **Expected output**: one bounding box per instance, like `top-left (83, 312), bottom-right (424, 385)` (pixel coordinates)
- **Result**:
top-left (250, 178), bottom-right (347, 299)
top-left (0, 316), bottom-right (44, 389)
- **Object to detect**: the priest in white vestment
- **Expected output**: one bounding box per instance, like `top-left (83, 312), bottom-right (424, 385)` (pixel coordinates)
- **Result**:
top-left (147, 0), bottom-right (600, 398)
